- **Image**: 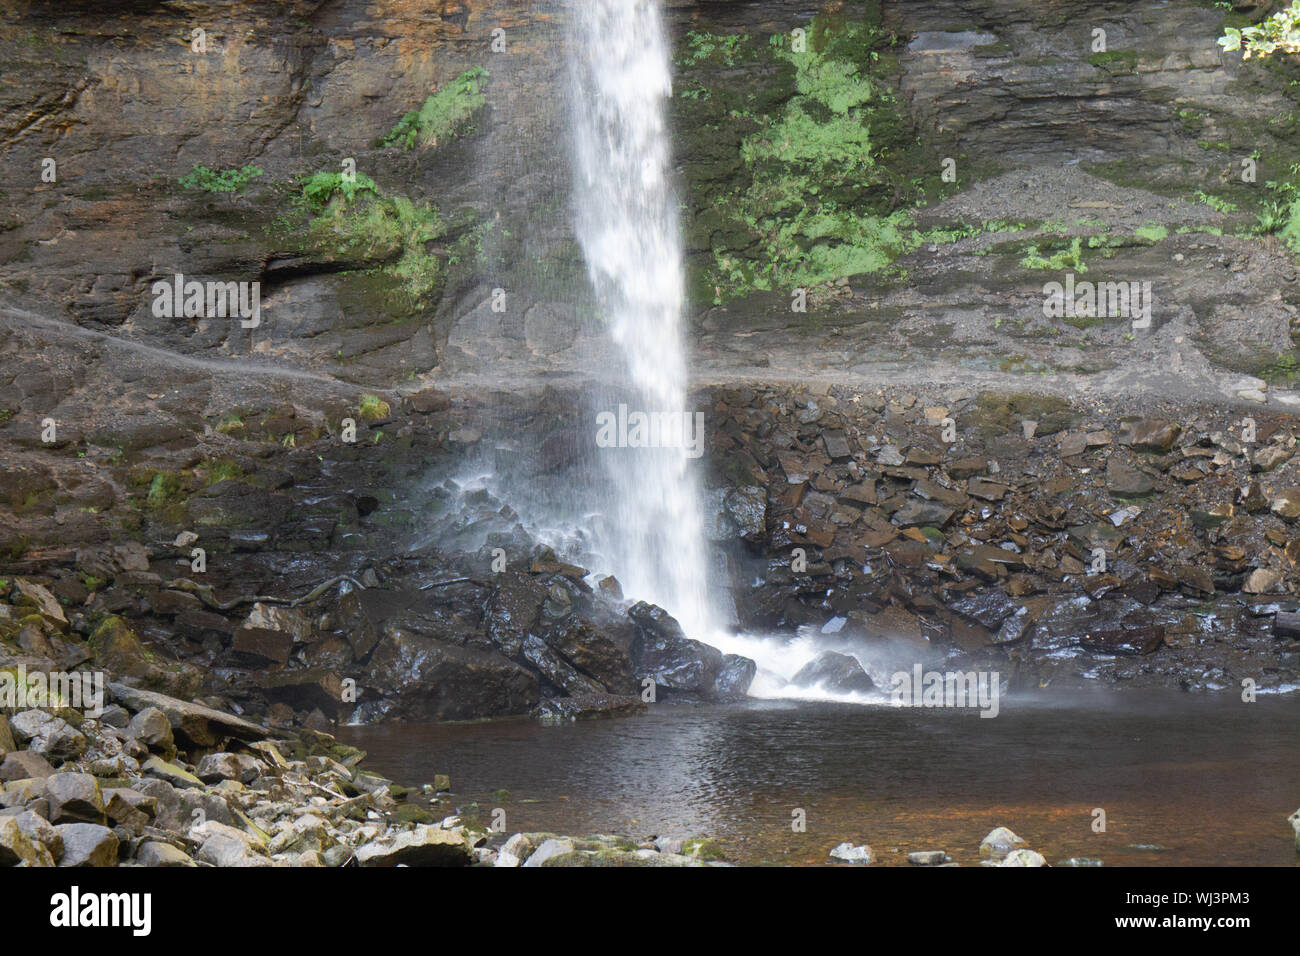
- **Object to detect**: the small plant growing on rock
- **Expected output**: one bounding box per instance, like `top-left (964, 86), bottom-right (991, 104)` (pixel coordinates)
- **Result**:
top-left (178, 164), bottom-right (263, 194)
top-left (358, 395), bottom-right (390, 422)
top-left (380, 66), bottom-right (489, 151)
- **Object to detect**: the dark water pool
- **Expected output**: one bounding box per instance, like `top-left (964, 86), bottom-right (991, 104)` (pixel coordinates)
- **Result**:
top-left (339, 690), bottom-right (1300, 866)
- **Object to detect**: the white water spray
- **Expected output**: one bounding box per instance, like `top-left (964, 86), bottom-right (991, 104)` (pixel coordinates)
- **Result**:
top-left (568, 0), bottom-right (716, 641)
top-left (565, 1), bottom-right (886, 706)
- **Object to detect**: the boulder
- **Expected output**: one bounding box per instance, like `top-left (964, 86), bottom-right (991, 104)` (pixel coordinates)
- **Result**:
top-left (997, 848), bottom-right (1047, 867)
top-left (0, 815), bottom-right (44, 866)
top-left (45, 773), bottom-right (105, 825)
top-left (193, 821), bottom-right (271, 867)
top-left (125, 706), bottom-right (175, 755)
top-left (979, 826), bottom-right (1026, 860)
top-left (791, 651), bottom-right (875, 695)
top-left (196, 752), bottom-right (264, 784)
top-left (55, 823), bottom-right (119, 867)
top-left (829, 842), bottom-right (874, 863)
top-left (8, 710), bottom-right (86, 760)
top-left (714, 654), bottom-right (757, 700)
top-left (356, 825), bottom-right (472, 866)
top-left (0, 750), bottom-right (56, 781)
top-left (136, 840), bottom-right (196, 867)
top-left (627, 602), bottom-right (723, 697)
top-left (109, 683), bottom-right (268, 747)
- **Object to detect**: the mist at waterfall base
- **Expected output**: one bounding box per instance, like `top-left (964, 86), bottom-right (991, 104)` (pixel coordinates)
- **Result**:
top-left (429, 0), bottom-right (887, 707)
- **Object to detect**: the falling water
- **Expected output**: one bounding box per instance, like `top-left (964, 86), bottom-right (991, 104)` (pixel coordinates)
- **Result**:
top-left (564, 1), bottom-right (886, 703)
top-left (568, 0), bottom-right (716, 640)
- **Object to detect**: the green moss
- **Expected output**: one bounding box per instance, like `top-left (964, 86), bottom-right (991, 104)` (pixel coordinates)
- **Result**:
top-left (1087, 50), bottom-right (1139, 73)
top-left (380, 67), bottom-right (489, 151)
top-left (1134, 223), bottom-right (1169, 242)
top-left (357, 395), bottom-right (391, 422)
top-left (146, 472), bottom-right (182, 509)
top-left (682, 836), bottom-right (726, 861)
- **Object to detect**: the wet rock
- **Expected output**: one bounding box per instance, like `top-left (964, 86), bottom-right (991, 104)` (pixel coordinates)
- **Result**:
top-left (1119, 420), bottom-right (1180, 453)
top-left (541, 618), bottom-right (635, 693)
top-left (979, 826), bottom-right (1026, 860)
top-left (357, 633), bottom-right (538, 721)
top-left (997, 849), bottom-right (1047, 867)
top-left (829, 842), bottom-right (874, 863)
top-left (892, 498), bottom-right (956, 527)
top-left (908, 850), bottom-right (948, 865)
top-left (1253, 444), bottom-right (1294, 472)
top-left (1271, 488), bottom-right (1300, 521)
top-left (791, 651), bottom-right (875, 695)
top-left (627, 602), bottom-right (723, 698)
top-left (715, 654), bottom-right (757, 700)
top-left (55, 823), bottom-right (118, 867)
top-left (1243, 569), bottom-right (1284, 594)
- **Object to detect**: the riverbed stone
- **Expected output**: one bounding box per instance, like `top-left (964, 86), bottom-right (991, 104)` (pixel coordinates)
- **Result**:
top-left (979, 826), bottom-right (1026, 860)
top-left (829, 842), bottom-right (874, 863)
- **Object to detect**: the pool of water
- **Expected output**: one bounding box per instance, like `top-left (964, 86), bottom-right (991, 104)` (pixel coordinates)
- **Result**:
top-left (339, 689), bottom-right (1300, 866)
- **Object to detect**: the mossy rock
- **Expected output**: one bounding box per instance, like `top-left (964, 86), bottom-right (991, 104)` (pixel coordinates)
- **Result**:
top-left (682, 837), bottom-right (726, 861)
top-left (390, 803), bottom-right (436, 825)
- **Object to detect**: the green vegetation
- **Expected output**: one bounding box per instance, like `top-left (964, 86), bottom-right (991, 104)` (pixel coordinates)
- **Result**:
top-left (1134, 223), bottom-right (1169, 242)
top-left (1088, 50), bottom-right (1139, 72)
top-left (380, 67), bottom-right (489, 151)
top-left (178, 164), bottom-right (263, 194)
top-left (300, 170), bottom-right (379, 208)
top-left (1020, 237), bottom-right (1087, 272)
top-left (677, 15), bottom-right (942, 301)
top-left (1194, 190), bottom-right (1237, 213)
top-left (358, 395), bottom-right (391, 422)
top-left (1219, 1), bottom-right (1300, 58)
top-left (303, 171), bottom-right (447, 310)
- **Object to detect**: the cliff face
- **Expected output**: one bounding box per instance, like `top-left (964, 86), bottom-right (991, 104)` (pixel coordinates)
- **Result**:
top-left (1, 1), bottom-right (1300, 726)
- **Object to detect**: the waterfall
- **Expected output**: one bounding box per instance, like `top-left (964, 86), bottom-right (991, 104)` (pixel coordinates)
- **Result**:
top-left (567, 0), bottom-right (717, 641)
top-left (563, 1), bottom-right (884, 706)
